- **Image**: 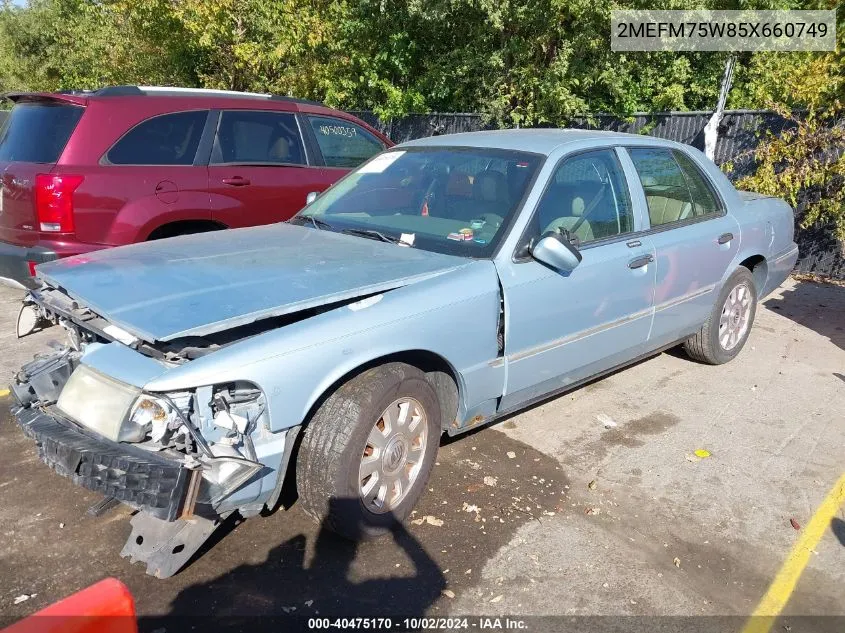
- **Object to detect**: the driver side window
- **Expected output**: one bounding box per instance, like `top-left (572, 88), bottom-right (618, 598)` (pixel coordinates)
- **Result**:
top-left (532, 149), bottom-right (633, 245)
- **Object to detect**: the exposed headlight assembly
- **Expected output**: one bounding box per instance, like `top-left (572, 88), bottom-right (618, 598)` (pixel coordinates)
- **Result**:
top-left (128, 395), bottom-right (178, 443)
top-left (56, 365), bottom-right (143, 441)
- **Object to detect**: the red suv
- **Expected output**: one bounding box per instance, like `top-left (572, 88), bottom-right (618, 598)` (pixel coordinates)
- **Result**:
top-left (0, 86), bottom-right (392, 288)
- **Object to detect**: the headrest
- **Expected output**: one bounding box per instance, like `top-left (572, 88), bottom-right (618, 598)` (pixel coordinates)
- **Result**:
top-left (269, 137), bottom-right (290, 161)
top-left (473, 170), bottom-right (508, 202)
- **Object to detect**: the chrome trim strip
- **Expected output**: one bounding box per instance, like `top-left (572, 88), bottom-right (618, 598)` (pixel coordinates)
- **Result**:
top-left (771, 244), bottom-right (799, 264)
top-left (506, 284), bottom-right (716, 364)
top-left (653, 283), bottom-right (716, 313)
top-left (508, 307), bottom-right (653, 363)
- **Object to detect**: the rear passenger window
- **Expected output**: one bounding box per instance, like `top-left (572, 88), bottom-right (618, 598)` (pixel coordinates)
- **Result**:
top-left (107, 111), bottom-right (207, 165)
top-left (0, 102), bottom-right (83, 163)
top-left (308, 116), bottom-right (384, 168)
top-left (629, 148), bottom-right (721, 228)
top-left (533, 149), bottom-right (633, 244)
top-left (673, 150), bottom-right (722, 216)
top-left (213, 111), bottom-right (306, 165)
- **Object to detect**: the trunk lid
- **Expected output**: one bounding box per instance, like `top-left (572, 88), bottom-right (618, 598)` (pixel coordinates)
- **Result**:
top-left (36, 223), bottom-right (468, 343)
top-left (0, 96), bottom-right (85, 246)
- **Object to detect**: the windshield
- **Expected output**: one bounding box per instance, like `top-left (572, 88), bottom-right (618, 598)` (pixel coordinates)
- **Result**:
top-left (296, 147), bottom-right (543, 257)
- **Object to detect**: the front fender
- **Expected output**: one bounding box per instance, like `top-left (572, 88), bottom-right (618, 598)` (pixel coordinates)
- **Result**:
top-left (144, 260), bottom-right (504, 431)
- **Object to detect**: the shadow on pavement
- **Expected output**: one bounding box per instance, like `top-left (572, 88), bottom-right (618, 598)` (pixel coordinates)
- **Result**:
top-left (832, 517), bottom-right (845, 548)
top-left (764, 279), bottom-right (845, 353)
top-left (142, 498), bottom-right (445, 632)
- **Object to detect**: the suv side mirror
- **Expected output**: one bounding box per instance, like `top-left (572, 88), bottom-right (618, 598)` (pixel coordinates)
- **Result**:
top-left (530, 231), bottom-right (582, 273)
top-left (306, 191), bottom-right (319, 205)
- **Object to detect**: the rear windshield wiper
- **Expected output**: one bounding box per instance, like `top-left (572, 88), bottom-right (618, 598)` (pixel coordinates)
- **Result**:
top-left (341, 228), bottom-right (405, 245)
top-left (289, 215), bottom-right (334, 230)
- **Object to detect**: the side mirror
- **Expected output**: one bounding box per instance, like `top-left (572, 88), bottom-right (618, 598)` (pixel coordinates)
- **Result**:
top-left (305, 191), bottom-right (319, 205)
top-left (530, 231), bottom-right (582, 273)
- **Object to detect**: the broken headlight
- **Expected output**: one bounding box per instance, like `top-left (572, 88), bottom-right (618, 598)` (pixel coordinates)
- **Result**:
top-left (128, 394), bottom-right (178, 443)
top-left (56, 365), bottom-right (143, 442)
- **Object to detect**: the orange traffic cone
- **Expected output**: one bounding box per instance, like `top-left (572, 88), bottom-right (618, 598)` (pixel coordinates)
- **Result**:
top-left (3, 578), bottom-right (136, 633)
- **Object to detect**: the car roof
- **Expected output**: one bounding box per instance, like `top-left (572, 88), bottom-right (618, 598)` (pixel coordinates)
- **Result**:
top-left (398, 128), bottom-right (681, 156)
top-left (2, 85), bottom-right (326, 111)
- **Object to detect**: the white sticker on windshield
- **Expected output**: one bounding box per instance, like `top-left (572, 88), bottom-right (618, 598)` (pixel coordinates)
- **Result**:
top-left (357, 151), bottom-right (405, 174)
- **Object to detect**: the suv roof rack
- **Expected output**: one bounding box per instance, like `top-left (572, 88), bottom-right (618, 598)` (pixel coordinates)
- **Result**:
top-left (93, 85), bottom-right (324, 107)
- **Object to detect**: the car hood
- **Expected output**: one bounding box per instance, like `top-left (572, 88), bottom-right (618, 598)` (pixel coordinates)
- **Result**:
top-left (36, 223), bottom-right (468, 343)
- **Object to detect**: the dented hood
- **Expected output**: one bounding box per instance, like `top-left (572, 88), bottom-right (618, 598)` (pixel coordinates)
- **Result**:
top-left (36, 223), bottom-right (467, 343)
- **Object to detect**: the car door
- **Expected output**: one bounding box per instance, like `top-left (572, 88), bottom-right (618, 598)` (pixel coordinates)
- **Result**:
top-left (207, 109), bottom-right (330, 228)
top-left (496, 147), bottom-right (656, 411)
top-left (624, 147), bottom-right (740, 347)
top-left (84, 110), bottom-right (213, 245)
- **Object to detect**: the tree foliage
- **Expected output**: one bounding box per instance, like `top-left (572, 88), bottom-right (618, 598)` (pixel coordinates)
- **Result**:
top-left (0, 0), bottom-right (782, 123)
top-left (0, 0), bottom-right (842, 242)
top-left (732, 1), bottom-right (844, 241)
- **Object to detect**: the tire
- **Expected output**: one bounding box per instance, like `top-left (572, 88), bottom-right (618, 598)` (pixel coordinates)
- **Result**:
top-left (297, 363), bottom-right (441, 540)
top-left (684, 267), bottom-right (757, 365)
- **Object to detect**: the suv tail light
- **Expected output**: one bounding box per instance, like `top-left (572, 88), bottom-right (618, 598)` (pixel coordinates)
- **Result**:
top-left (35, 174), bottom-right (83, 233)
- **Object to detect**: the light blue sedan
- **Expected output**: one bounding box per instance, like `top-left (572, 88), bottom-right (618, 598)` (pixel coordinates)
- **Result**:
top-left (10, 130), bottom-right (798, 576)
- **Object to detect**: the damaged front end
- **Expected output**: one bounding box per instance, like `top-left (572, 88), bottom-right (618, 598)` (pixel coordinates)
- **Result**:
top-left (10, 289), bottom-right (296, 578)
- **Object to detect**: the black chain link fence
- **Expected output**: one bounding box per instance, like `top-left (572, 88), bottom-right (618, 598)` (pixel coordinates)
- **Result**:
top-left (350, 109), bottom-right (843, 279)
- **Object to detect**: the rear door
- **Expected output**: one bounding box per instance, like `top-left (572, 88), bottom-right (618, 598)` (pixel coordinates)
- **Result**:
top-left (303, 114), bottom-right (388, 184)
top-left (208, 109), bottom-right (329, 227)
top-left (90, 109), bottom-right (212, 244)
top-left (0, 98), bottom-right (84, 247)
top-left (624, 147), bottom-right (740, 346)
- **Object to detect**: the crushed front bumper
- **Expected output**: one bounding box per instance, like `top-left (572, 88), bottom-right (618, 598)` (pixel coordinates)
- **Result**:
top-left (12, 404), bottom-right (193, 522)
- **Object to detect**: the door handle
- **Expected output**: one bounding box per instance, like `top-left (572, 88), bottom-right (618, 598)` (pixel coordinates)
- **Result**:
top-left (628, 254), bottom-right (654, 269)
top-left (222, 176), bottom-right (251, 186)
top-left (717, 232), bottom-right (733, 244)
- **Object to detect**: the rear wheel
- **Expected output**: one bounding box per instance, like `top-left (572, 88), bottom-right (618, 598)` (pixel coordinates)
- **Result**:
top-left (684, 267), bottom-right (757, 365)
top-left (297, 363), bottom-right (441, 540)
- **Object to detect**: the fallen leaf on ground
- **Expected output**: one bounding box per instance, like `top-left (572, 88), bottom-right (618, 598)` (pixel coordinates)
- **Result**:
top-left (411, 515), bottom-right (444, 527)
top-left (790, 518), bottom-right (801, 530)
top-left (441, 590), bottom-right (455, 599)
top-left (588, 480), bottom-right (597, 490)
top-left (13, 595), bottom-right (32, 605)
top-left (596, 413), bottom-right (617, 428)
top-left (694, 449), bottom-right (711, 458)
top-left (673, 557), bottom-right (681, 568)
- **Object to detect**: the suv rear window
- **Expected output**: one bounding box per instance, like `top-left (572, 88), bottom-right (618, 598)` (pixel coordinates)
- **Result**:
top-left (106, 111), bottom-right (208, 166)
top-left (0, 101), bottom-right (83, 163)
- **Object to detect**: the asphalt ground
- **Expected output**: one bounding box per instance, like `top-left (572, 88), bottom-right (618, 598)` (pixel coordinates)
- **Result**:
top-left (0, 277), bottom-right (843, 632)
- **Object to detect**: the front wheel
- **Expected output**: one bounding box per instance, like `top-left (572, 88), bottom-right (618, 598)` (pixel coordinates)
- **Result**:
top-left (684, 267), bottom-right (758, 365)
top-left (296, 363), bottom-right (441, 540)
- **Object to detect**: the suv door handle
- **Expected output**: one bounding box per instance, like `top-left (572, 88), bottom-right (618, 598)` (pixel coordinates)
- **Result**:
top-left (222, 176), bottom-right (251, 186)
top-left (717, 232), bottom-right (734, 244)
top-left (628, 254), bottom-right (654, 269)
